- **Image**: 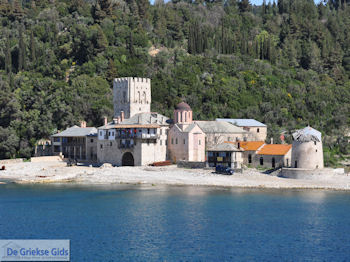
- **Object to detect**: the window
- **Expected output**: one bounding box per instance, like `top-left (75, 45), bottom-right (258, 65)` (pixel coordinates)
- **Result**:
top-left (100, 131), bottom-right (102, 136)
top-left (160, 129), bottom-right (162, 135)
top-left (147, 129), bottom-right (150, 134)
top-left (123, 91), bottom-right (126, 103)
top-left (108, 131), bottom-right (110, 136)
top-left (185, 112), bottom-right (187, 122)
top-left (183, 139), bottom-right (186, 144)
top-left (314, 141), bottom-right (317, 145)
top-left (110, 142), bottom-right (112, 146)
top-left (199, 140), bottom-right (201, 145)
top-left (90, 139), bottom-right (94, 143)
top-left (53, 137), bottom-right (60, 142)
top-left (171, 138), bottom-right (174, 144)
top-left (272, 157), bottom-right (275, 168)
top-left (248, 154), bottom-right (252, 164)
top-left (257, 128), bottom-right (260, 133)
top-left (176, 138), bottom-right (178, 144)
top-left (165, 140), bottom-right (167, 145)
top-left (260, 157), bottom-right (263, 166)
top-left (100, 145), bottom-right (103, 149)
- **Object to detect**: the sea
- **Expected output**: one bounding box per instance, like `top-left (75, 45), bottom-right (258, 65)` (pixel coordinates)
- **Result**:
top-left (1, 183), bottom-right (350, 261)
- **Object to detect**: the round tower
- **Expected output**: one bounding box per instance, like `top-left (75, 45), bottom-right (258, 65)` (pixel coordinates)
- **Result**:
top-left (291, 126), bottom-right (324, 169)
top-left (174, 102), bottom-right (192, 124)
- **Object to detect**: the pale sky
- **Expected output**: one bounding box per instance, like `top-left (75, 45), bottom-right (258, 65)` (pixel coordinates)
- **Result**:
top-left (150, 0), bottom-right (324, 5)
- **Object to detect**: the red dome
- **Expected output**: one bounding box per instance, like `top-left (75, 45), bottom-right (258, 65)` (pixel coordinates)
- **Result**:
top-left (175, 102), bottom-right (192, 111)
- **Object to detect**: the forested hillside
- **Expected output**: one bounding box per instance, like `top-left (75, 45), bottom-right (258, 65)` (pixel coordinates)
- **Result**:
top-left (0, 0), bottom-right (349, 165)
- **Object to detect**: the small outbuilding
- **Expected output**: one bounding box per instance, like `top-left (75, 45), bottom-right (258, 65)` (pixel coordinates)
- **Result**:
top-left (206, 142), bottom-right (243, 169)
top-left (255, 144), bottom-right (292, 169)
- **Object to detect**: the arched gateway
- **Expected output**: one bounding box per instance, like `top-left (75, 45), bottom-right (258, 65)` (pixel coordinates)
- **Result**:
top-left (122, 152), bottom-right (134, 166)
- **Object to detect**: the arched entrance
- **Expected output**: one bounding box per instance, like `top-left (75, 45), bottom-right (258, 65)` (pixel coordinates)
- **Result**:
top-left (122, 152), bottom-right (134, 166)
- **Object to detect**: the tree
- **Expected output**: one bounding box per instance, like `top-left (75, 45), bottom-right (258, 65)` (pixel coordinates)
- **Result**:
top-left (18, 23), bottom-right (26, 71)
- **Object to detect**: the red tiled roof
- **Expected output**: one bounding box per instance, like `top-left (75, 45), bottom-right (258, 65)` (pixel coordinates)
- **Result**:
top-left (257, 144), bottom-right (292, 156)
top-left (226, 141), bottom-right (265, 151)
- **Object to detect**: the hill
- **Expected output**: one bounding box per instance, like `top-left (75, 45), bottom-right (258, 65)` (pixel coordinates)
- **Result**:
top-left (0, 0), bottom-right (349, 165)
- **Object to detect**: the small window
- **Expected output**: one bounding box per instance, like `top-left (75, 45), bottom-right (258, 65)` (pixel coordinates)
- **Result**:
top-left (314, 141), bottom-right (317, 145)
top-left (316, 149), bottom-right (318, 152)
top-left (171, 138), bottom-right (174, 144)
top-left (90, 139), bottom-right (94, 143)
top-left (147, 128), bottom-right (150, 134)
top-left (160, 129), bottom-right (162, 135)
top-left (183, 139), bottom-right (186, 144)
top-left (110, 142), bottom-right (112, 146)
top-left (160, 140), bottom-right (162, 146)
top-left (257, 128), bottom-right (260, 133)
top-left (260, 157), bottom-right (263, 166)
top-left (100, 131), bottom-right (102, 136)
top-left (176, 138), bottom-right (178, 144)
top-left (100, 144), bottom-right (103, 149)
top-left (248, 154), bottom-right (252, 164)
top-left (199, 140), bottom-right (201, 145)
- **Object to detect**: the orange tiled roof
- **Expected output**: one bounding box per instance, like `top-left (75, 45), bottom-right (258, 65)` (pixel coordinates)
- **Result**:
top-left (226, 141), bottom-right (265, 151)
top-left (257, 144), bottom-right (292, 156)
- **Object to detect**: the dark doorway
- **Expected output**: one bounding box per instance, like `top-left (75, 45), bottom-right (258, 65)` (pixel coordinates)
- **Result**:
top-left (260, 157), bottom-right (263, 166)
top-left (122, 152), bottom-right (134, 166)
top-left (248, 154), bottom-right (252, 164)
top-left (272, 157), bottom-right (275, 168)
top-left (295, 161), bottom-right (298, 168)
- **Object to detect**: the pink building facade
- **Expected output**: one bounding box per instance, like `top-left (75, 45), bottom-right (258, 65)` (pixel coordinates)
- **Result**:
top-left (168, 102), bottom-right (206, 163)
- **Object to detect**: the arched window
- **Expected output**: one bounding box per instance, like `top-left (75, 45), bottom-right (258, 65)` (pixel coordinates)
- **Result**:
top-left (143, 91), bottom-right (146, 103)
top-left (180, 112), bottom-right (183, 122)
top-left (185, 112), bottom-right (187, 122)
top-left (260, 157), bottom-right (264, 166)
top-left (257, 128), bottom-right (260, 133)
top-left (138, 91), bottom-right (140, 103)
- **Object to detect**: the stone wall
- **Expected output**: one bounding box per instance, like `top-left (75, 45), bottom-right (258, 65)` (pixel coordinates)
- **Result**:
top-left (280, 168), bottom-right (344, 179)
top-left (177, 161), bottom-right (206, 169)
top-left (0, 158), bottom-right (24, 164)
top-left (30, 156), bottom-right (63, 162)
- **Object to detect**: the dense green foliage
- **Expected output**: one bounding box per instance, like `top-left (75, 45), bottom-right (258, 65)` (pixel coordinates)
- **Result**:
top-left (0, 0), bottom-right (349, 165)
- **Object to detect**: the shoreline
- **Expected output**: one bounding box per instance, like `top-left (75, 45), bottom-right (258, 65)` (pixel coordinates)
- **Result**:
top-left (0, 161), bottom-right (350, 191)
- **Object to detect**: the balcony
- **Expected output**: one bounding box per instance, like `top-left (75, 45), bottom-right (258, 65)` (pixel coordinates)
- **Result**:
top-left (140, 134), bottom-right (159, 139)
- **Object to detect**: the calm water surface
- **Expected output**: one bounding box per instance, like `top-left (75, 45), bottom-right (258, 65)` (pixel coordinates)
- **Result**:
top-left (0, 183), bottom-right (350, 261)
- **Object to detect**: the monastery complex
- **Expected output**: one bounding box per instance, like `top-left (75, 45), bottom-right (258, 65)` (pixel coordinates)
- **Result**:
top-left (51, 77), bottom-right (324, 172)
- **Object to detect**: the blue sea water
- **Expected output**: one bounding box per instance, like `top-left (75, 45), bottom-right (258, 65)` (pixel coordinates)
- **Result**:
top-left (0, 183), bottom-right (350, 261)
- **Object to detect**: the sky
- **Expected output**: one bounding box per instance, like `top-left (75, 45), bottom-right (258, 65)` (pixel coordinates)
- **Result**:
top-left (250, 0), bottom-right (323, 4)
top-left (150, 0), bottom-right (324, 5)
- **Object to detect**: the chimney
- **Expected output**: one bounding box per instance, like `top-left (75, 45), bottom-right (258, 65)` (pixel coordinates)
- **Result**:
top-left (270, 137), bottom-right (274, 144)
top-left (80, 120), bottom-right (86, 128)
top-left (103, 116), bottom-right (108, 126)
top-left (121, 111), bottom-right (124, 122)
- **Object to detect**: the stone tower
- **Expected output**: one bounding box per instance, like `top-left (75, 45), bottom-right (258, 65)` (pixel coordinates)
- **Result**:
top-left (291, 126), bottom-right (324, 169)
top-left (113, 77), bottom-right (151, 119)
